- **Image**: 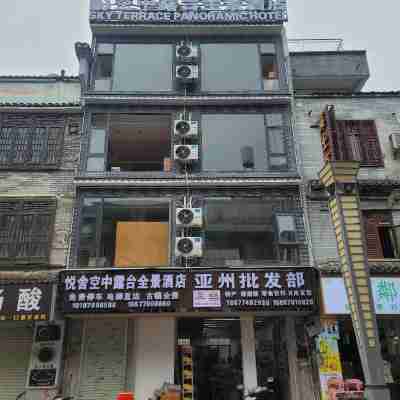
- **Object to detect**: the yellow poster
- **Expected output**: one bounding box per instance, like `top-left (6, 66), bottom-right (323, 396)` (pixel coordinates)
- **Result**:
top-left (317, 320), bottom-right (344, 400)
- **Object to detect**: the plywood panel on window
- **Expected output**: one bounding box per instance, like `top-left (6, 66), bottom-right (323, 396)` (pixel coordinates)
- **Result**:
top-left (114, 221), bottom-right (169, 267)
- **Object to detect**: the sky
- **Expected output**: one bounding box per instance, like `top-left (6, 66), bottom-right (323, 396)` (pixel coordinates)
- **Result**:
top-left (0, 0), bottom-right (399, 91)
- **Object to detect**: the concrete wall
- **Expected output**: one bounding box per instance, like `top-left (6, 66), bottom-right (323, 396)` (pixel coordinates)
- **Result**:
top-left (295, 96), bottom-right (400, 181)
top-left (307, 200), bottom-right (339, 262)
top-left (0, 79), bottom-right (80, 105)
top-left (291, 51), bottom-right (369, 80)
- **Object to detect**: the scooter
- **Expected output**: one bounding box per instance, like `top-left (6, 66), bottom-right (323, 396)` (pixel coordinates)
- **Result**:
top-left (237, 377), bottom-right (276, 400)
top-left (15, 393), bottom-right (73, 400)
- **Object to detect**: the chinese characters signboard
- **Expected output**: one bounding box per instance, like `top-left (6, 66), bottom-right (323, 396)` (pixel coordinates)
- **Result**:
top-left (0, 283), bottom-right (53, 321)
top-left (60, 268), bottom-right (319, 314)
top-left (90, 0), bottom-right (288, 24)
top-left (322, 277), bottom-right (400, 315)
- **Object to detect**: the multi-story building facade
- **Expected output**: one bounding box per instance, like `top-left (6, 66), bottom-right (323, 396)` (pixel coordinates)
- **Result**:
top-left (5, 4), bottom-right (398, 400)
top-left (292, 40), bottom-right (400, 399)
top-left (56, 2), bottom-right (320, 400)
top-left (0, 74), bottom-right (81, 400)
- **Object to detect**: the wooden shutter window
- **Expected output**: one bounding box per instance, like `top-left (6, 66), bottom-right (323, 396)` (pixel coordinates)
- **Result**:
top-left (0, 113), bottom-right (66, 170)
top-left (0, 198), bottom-right (56, 266)
top-left (365, 216), bottom-right (383, 259)
top-left (364, 213), bottom-right (391, 260)
top-left (335, 119), bottom-right (383, 167)
top-left (360, 120), bottom-right (383, 166)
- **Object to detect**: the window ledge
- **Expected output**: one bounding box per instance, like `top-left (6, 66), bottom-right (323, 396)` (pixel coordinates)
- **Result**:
top-left (74, 174), bottom-right (302, 188)
top-left (319, 258), bottom-right (400, 275)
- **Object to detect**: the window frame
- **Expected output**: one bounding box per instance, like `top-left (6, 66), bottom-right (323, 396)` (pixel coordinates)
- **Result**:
top-left (0, 197), bottom-right (56, 266)
top-left (84, 112), bottom-right (174, 173)
top-left (259, 43), bottom-right (280, 91)
top-left (76, 195), bottom-right (173, 268)
top-left (363, 211), bottom-right (400, 260)
top-left (92, 43), bottom-right (116, 92)
top-left (86, 113), bottom-right (110, 172)
top-left (92, 42), bottom-right (175, 93)
top-left (83, 109), bottom-right (292, 175)
top-left (336, 119), bottom-right (384, 167)
top-left (200, 111), bottom-right (290, 173)
top-left (274, 213), bottom-right (300, 265)
top-left (202, 198), bottom-right (300, 266)
top-left (0, 114), bottom-right (65, 170)
top-left (265, 113), bottom-right (289, 171)
top-left (91, 38), bottom-right (287, 94)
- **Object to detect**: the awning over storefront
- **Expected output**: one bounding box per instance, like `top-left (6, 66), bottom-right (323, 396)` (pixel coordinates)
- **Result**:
top-left (59, 267), bottom-right (320, 315)
top-left (322, 276), bottom-right (400, 315)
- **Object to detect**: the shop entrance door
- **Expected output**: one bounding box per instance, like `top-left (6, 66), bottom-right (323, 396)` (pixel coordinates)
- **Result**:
top-left (177, 318), bottom-right (243, 400)
top-left (254, 318), bottom-right (290, 400)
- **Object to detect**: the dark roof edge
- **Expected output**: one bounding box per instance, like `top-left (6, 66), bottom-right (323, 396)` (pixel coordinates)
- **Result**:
top-left (0, 102), bottom-right (81, 109)
top-left (290, 50), bottom-right (366, 55)
top-left (0, 75), bottom-right (80, 82)
top-left (318, 259), bottom-right (400, 275)
top-left (294, 91), bottom-right (400, 98)
top-left (0, 268), bottom-right (64, 283)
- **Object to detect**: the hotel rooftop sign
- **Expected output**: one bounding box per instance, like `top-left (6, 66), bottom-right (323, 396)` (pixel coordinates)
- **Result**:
top-left (90, 0), bottom-right (288, 24)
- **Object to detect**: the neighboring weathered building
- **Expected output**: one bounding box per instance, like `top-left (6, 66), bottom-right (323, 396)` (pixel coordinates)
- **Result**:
top-left (0, 74), bottom-right (81, 400)
top-left (293, 40), bottom-right (400, 399)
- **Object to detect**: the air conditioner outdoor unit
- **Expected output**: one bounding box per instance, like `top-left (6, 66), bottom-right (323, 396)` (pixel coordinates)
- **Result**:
top-left (390, 133), bottom-right (400, 159)
top-left (176, 42), bottom-right (199, 60)
top-left (176, 65), bottom-right (199, 81)
top-left (175, 236), bottom-right (203, 258)
top-left (174, 119), bottom-right (199, 137)
top-left (174, 145), bottom-right (199, 162)
top-left (176, 207), bottom-right (203, 228)
top-left (26, 321), bottom-right (65, 389)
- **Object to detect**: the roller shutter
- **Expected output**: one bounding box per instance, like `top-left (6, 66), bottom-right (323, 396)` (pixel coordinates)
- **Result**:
top-left (0, 323), bottom-right (32, 400)
top-left (78, 319), bottom-right (127, 400)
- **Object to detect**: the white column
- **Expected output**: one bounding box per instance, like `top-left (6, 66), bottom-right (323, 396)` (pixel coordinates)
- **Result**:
top-left (133, 317), bottom-right (176, 400)
top-left (240, 316), bottom-right (258, 391)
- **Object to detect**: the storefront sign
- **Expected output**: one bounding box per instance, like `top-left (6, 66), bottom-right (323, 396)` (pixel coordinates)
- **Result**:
top-left (322, 277), bottom-right (400, 315)
top-left (60, 268), bottom-right (319, 314)
top-left (90, 0), bottom-right (288, 24)
top-left (193, 290), bottom-right (221, 308)
top-left (0, 283), bottom-right (53, 321)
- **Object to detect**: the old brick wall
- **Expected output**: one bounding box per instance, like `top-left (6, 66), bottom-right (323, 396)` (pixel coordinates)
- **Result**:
top-left (0, 111), bottom-right (81, 267)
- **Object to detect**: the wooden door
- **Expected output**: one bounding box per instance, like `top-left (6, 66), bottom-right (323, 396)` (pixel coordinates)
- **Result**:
top-left (114, 221), bottom-right (169, 267)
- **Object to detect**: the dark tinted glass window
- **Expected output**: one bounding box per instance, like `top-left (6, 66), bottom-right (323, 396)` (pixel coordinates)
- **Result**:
top-left (113, 44), bottom-right (173, 91)
top-left (201, 44), bottom-right (261, 91)
top-left (202, 114), bottom-right (267, 171)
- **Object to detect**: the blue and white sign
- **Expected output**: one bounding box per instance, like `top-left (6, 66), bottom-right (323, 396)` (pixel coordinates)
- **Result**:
top-left (322, 277), bottom-right (400, 315)
top-left (90, 0), bottom-right (288, 24)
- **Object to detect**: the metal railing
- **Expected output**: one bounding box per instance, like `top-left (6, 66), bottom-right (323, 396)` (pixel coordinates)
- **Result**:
top-left (288, 38), bottom-right (344, 52)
